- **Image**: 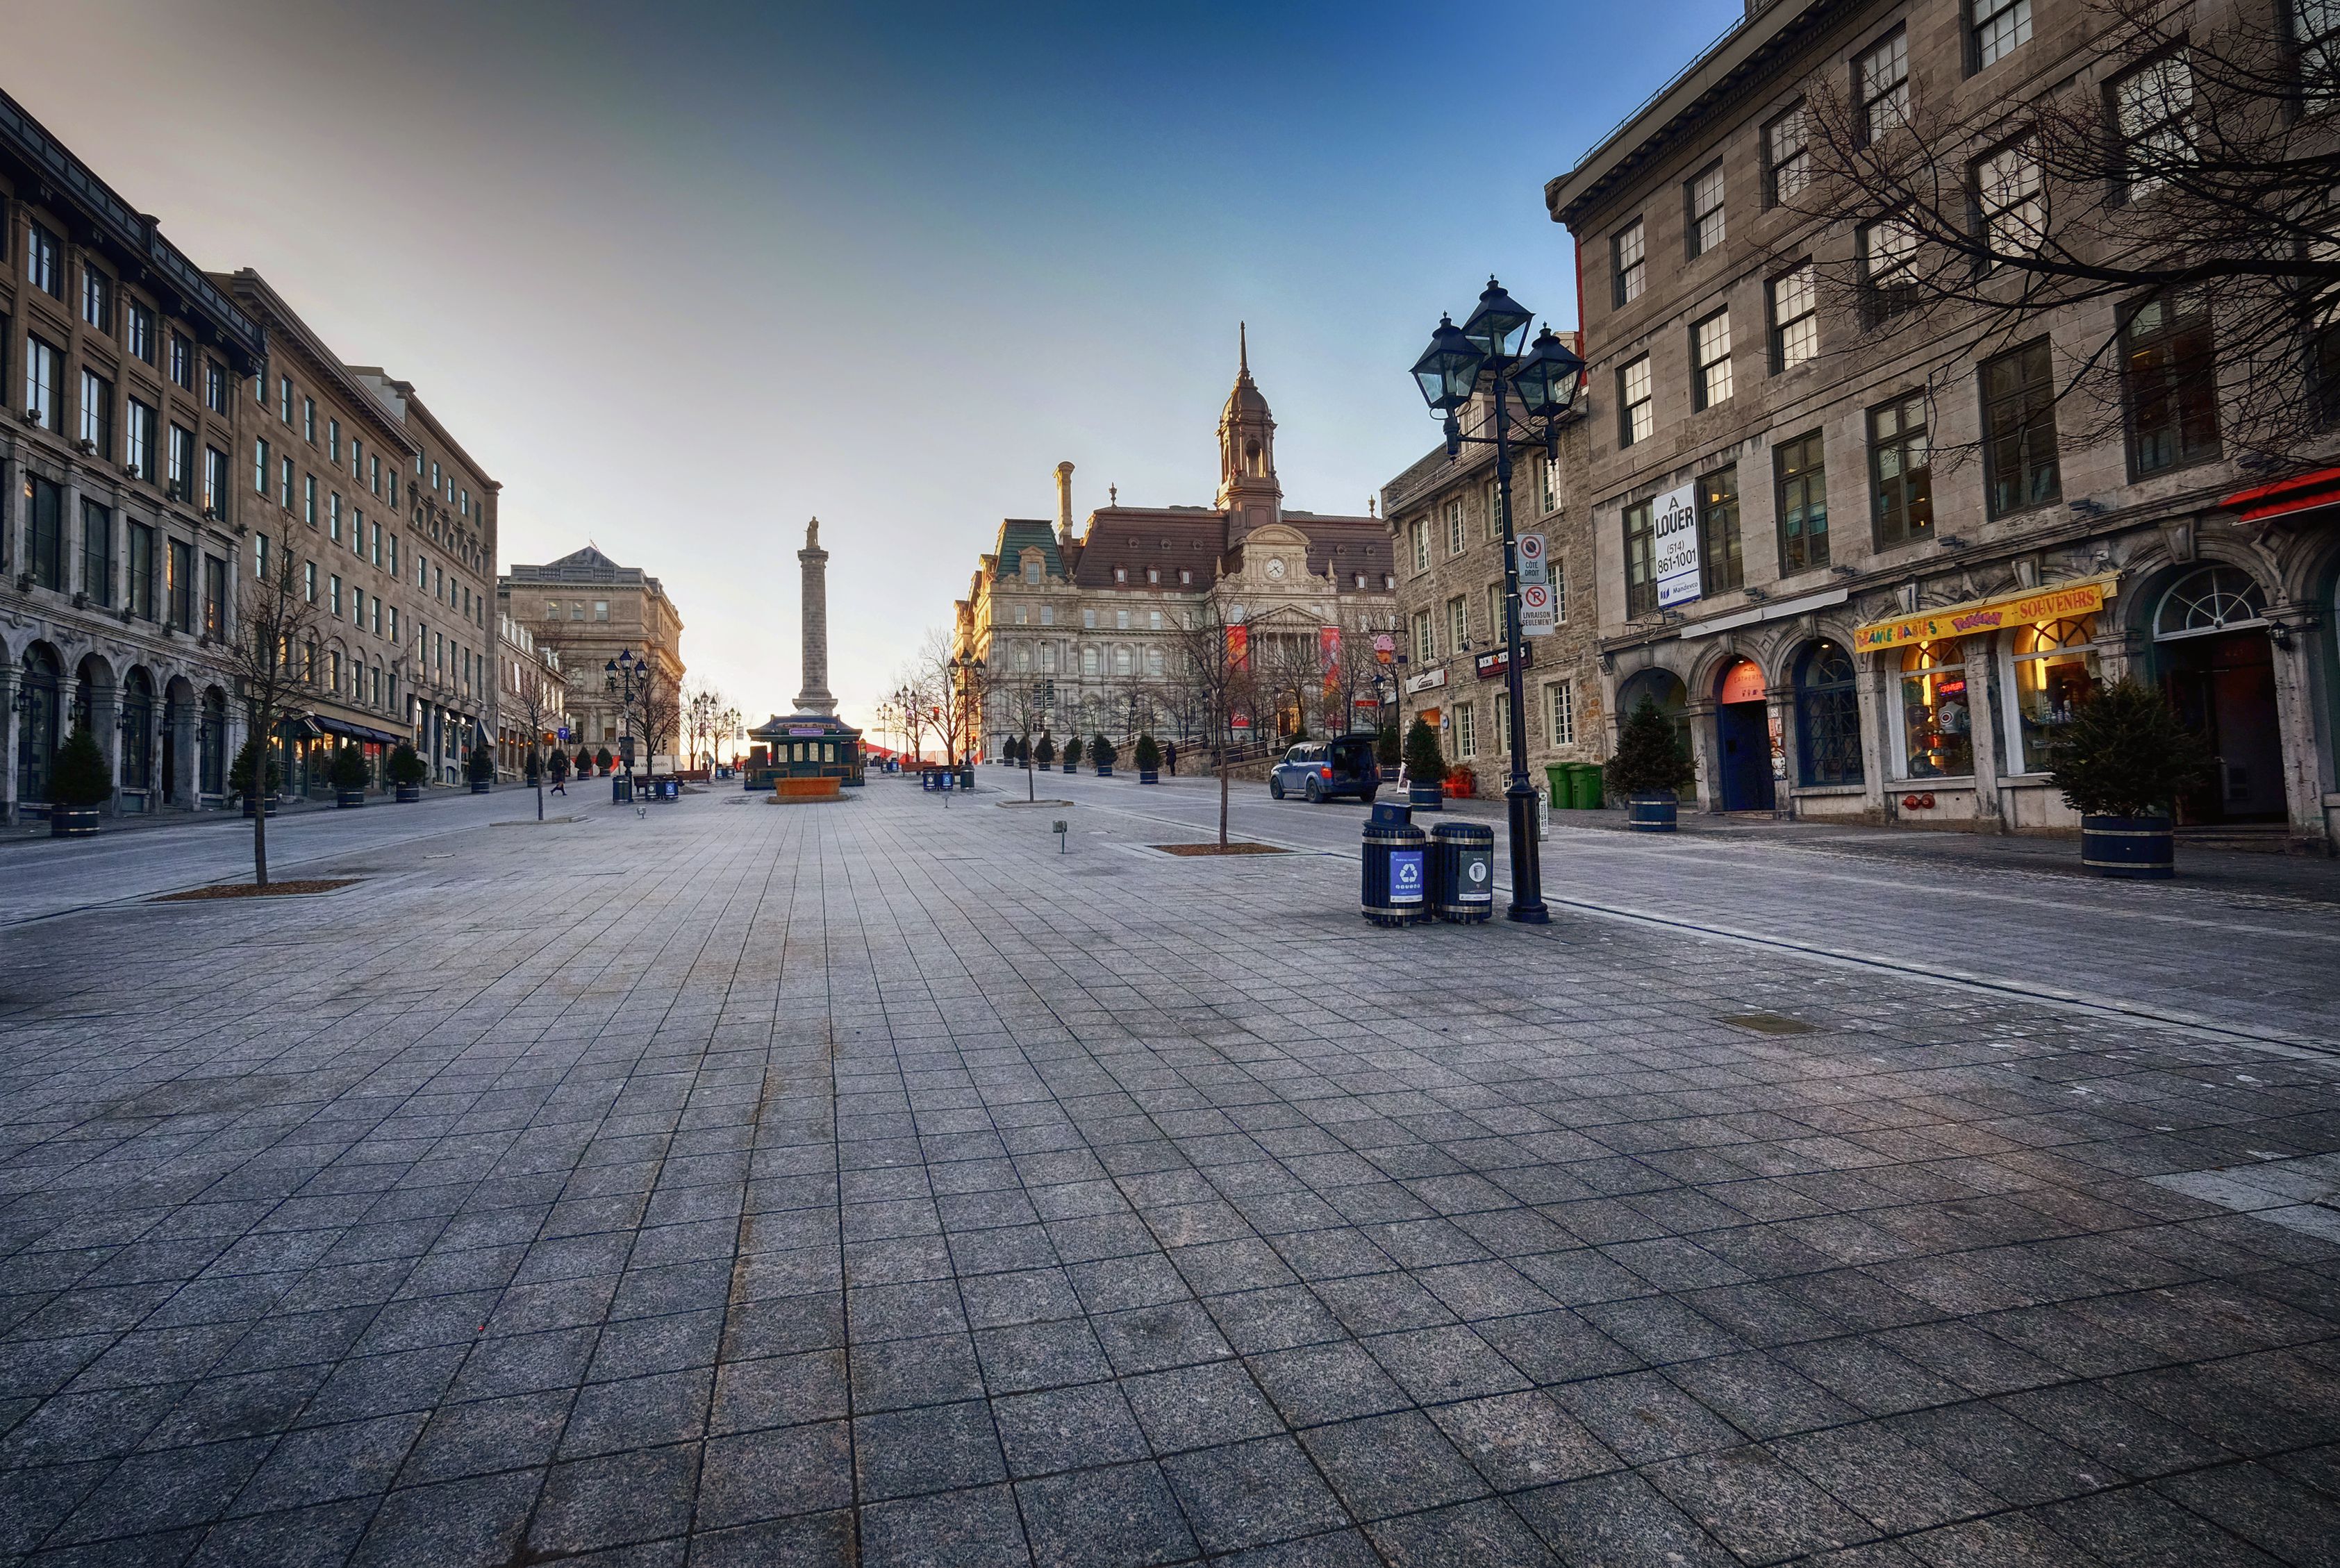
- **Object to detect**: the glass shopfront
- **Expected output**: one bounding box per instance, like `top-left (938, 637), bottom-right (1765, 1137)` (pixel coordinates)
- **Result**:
top-left (2005, 615), bottom-right (2099, 774)
top-left (1898, 640), bottom-right (1972, 778)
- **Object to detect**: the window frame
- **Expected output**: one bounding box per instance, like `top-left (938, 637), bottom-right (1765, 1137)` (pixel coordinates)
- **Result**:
top-left (1868, 390), bottom-right (1934, 549)
top-left (1856, 25), bottom-right (1911, 146)
top-left (1764, 100), bottom-right (1811, 207)
top-left (1691, 308), bottom-right (1733, 410)
top-left (1769, 264), bottom-right (1818, 372)
top-left (1623, 499), bottom-right (1657, 617)
top-left (1612, 217), bottom-right (1647, 306)
top-left (1686, 162), bottom-right (1726, 257)
top-left (1774, 430), bottom-right (1830, 574)
top-left (2121, 287), bottom-right (2221, 476)
top-left (1980, 337), bottom-right (2062, 517)
top-left (1618, 354), bottom-right (1654, 447)
top-left (1970, 0), bottom-right (2033, 72)
top-left (1698, 465), bottom-right (1743, 597)
top-left (2113, 50), bottom-right (2198, 203)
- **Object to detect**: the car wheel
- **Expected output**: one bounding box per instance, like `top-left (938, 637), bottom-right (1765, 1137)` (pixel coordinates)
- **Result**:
top-left (1269, 777), bottom-right (1285, 799)
top-left (1360, 788), bottom-right (1377, 806)
top-left (1304, 778), bottom-right (1322, 803)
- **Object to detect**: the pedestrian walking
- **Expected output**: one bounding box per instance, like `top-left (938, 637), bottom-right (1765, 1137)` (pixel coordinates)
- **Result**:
top-left (1164, 742), bottom-right (1178, 777)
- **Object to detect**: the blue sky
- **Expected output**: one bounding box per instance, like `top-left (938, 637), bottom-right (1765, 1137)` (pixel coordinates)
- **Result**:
top-left (6, 0), bottom-right (1742, 728)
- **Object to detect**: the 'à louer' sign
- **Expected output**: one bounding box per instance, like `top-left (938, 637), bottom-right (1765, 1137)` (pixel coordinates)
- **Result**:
top-left (1852, 574), bottom-right (2117, 653)
top-left (1653, 482), bottom-right (1702, 608)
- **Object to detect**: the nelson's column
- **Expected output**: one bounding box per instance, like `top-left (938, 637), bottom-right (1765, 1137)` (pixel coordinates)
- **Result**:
top-left (795, 517), bottom-right (837, 717)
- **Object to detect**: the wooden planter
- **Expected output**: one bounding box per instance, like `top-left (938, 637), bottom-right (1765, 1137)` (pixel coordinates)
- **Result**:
top-left (335, 789), bottom-right (365, 808)
top-left (1408, 783), bottom-right (1444, 811)
top-left (395, 784), bottom-right (421, 802)
top-left (49, 806), bottom-right (101, 837)
top-left (1627, 793), bottom-right (1679, 833)
top-left (2081, 814), bottom-right (2174, 878)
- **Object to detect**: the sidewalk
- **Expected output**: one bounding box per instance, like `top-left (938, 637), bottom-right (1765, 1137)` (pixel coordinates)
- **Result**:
top-left (0, 778), bottom-right (547, 849)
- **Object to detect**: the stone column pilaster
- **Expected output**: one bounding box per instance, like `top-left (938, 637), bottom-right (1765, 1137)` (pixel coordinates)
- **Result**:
top-left (0, 665), bottom-right (19, 825)
top-left (795, 517), bottom-right (836, 716)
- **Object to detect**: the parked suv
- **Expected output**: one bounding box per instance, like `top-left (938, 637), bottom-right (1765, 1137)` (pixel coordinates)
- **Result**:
top-left (1269, 735), bottom-right (1380, 804)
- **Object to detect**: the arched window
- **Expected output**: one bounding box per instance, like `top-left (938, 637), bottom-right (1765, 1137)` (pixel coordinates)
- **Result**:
top-left (2155, 565), bottom-right (2267, 640)
top-left (1795, 642), bottom-right (1862, 786)
top-left (2007, 615), bottom-right (2098, 773)
top-left (17, 645), bottom-right (63, 803)
top-left (120, 668), bottom-right (155, 790)
top-left (1897, 641), bottom-right (1972, 778)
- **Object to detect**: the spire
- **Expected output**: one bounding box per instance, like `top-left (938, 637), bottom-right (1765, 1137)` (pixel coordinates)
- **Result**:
top-left (1238, 321), bottom-right (1248, 378)
top-left (1216, 324), bottom-right (1280, 527)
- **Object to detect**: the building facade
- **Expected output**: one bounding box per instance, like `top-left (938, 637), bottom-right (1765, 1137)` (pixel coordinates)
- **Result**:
top-left (1379, 381), bottom-right (1605, 793)
top-left (1, 90), bottom-right (267, 824)
top-left (498, 545), bottom-right (686, 760)
top-left (959, 343), bottom-right (1398, 755)
top-left (1549, 0), bottom-right (2340, 848)
top-left (494, 612), bottom-right (565, 780)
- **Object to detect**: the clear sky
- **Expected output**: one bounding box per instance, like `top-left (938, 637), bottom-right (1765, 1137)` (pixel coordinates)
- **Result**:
top-left (5, 0), bottom-right (1741, 732)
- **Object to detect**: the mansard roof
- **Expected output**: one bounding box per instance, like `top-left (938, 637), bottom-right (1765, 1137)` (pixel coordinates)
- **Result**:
top-left (993, 519), bottom-right (1065, 581)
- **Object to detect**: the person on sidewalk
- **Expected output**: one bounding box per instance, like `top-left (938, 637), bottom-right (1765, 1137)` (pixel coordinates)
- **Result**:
top-left (1164, 742), bottom-right (1178, 777)
top-left (548, 751), bottom-right (569, 796)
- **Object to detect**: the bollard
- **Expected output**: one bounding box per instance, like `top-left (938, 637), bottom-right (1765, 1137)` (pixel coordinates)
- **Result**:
top-left (1361, 802), bottom-right (1427, 927)
top-left (1430, 820), bottom-right (1495, 923)
top-left (1054, 819), bottom-right (1068, 853)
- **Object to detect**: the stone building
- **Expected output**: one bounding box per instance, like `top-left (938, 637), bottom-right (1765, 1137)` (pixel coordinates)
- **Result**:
top-left (1378, 369), bottom-right (1604, 793)
top-left (493, 612), bottom-right (565, 781)
top-left (958, 340), bottom-right (1398, 754)
top-left (498, 545), bottom-right (686, 756)
top-left (1549, 0), bottom-right (2340, 848)
top-left (0, 90), bottom-right (267, 823)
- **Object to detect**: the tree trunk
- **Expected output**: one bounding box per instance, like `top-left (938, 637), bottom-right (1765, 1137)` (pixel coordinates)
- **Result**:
top-left (252, 773), bottom-right (269, 887)
top-left (1218, 756), bottom-right (1229, 847)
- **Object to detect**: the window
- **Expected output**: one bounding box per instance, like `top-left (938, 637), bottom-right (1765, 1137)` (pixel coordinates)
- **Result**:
top-left (205, 362), bottom-right (228, 413)
top-left (1770, 266), bottom-right (1818, 371)
top-left (169, 333), bottom-right (193, 390)
top-left (1619, 355), bottom-right (1654, 446)
top-left (25, 335), bottom-right (61, 431)
top-left (1613, 218), bottom-right (1646, 306)
top-left (205, 447), bottom-right (229, 517)
top-left (1547, 681), bottom-right (1576, 746)
top-left (329, 417), bottom-right (342, 461)
top-left (1454, 703), bottom-right (1476, 758)
top-left (1115, 608), bottom-right (1130, 630)
top-left (169, 539), bottom-right (194, 632)
top-left (204, 556), bottom-right (226, 637)
top-left (1447, 595), bottom-right (1468, 653)
top-left (1971, 0), bottom-right (2032, 69)
top-left (281, 456), bottom-right (294, 509)
top-left (1775, 431), bottom-right (1829, 572)
top-left (1485, 582), bottom-right (1503, 642)
top-left (1623, 499), bottom-right (1657, 617)
top-left (26, 219), bottom-right (60, 296)
top-left (2124, 290), bottom-right (2219, 475)
top-left (1869, 392), bottom-right (1932, 547)
top-left (303, 399), bottom-right (317, 444)
top-left (331, 574), bottom-right (342, 617)
top-left (1040, 603), bottom-right (1054, 625)
top-left (81, 501), bottom-right (113, 608)
top-left (127, 301), bottom-right (154, 363)
top-left (330, 491), bottom-right (342, 541)
top-left (2007, 615), bottom-right (2098, 772)
top-left (1409, 517), bottom-right (1429, 572)
top-left (304, 474), bottom-right (319, 527)
top-left (1858, 27), bottom-right (1910, 143)
top-left (1081, 608), bottom-right (1096, 629)
top-left (126, 399), bottom-right (156, 482)
top-left (1860, 217), bottom-right (1918, 322)
top-left (78, 370), bottom-right (113, 456)
top-left (304, 561), bottom-right (317, 603)
top-left (1446, 499), bottom-right (1466, 556)
top-left (1552, 559), bottom-right (1568, 623)
top-left (1113, 565), bottom-right (1127, 583)
top-left (2116, 53), bottom-right (2196, 201)
top-left (1538, 453), bottom-right (1559, 515)
top-left (127, 522), bottom-right (156, 620)
top-left (1411, 608), bottom-right (1435, 661)
top-left (1795, 642), bottom-right (1864, 785)
top-left (254, 532), bottom-right (269, 585)
top-left (1686, 163), bottom-right (1725, 256)
top-left (1692, 310), bottom-right (1732, 409)
top-left (1081, 646), bottom-right (1100, 677)
top-left (27, 475), bottom-right (64, 590)
top-left (369, 454), bottom-right (381, 495)
top-left (1760, 103), bottom-right (1811, 214)
top-left (1981, 339), bottom-right (2060, 515)
top-left (1898, 642), bottom-right (1973, 778)
top-left (1698, 467), bottom-right (1743, 595)
top-left (82, 267), bottom-right (112, 331)
top-left (279, 376), bottom-right (293, 424)
top-left (1977, 140), bottom-right (2045, 258)
top-left (167, 423), bottom-right (193, 499)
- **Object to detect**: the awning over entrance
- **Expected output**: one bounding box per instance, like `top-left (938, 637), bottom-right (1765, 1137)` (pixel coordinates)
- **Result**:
top-left (2221, 467), bottom-right (2340, 524)
top-left (313, 715), bottom-right (406, 747)
top-left (1852, 574), bottom-right (2119, 655)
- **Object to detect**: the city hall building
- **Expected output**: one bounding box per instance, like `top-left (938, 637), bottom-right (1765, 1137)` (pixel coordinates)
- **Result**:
top-left (1549, 0), bottom-right (2340, 849)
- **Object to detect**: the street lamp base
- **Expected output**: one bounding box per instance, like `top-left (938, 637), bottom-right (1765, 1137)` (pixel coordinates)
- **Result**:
top-left (1505, 902), bottom-right (1551, 925)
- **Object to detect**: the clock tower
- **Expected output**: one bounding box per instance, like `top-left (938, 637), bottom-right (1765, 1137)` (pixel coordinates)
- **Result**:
top-left (1217, 324), bottom-right (1282, 543)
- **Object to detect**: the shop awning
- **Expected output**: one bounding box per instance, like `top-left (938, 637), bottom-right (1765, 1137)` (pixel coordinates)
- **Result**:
top-left (2221, 467), bottom-right (2340, 524)
top-left (1852, 574), bottom-right (2119, 655)
top-left (314, 715), bottom-right (407, 747)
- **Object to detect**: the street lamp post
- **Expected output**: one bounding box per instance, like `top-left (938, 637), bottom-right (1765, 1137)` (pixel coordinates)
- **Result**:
top-left (1409, 278), bottom-right (1586, 924)
top-left (604, 649), bottom-right (649, 803)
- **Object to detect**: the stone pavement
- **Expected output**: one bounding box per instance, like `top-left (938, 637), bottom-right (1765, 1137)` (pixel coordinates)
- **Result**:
top-left (0, 778), bottom-right (2336, 1566)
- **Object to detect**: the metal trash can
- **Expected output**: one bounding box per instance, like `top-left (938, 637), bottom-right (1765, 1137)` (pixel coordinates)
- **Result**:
top-left (1361, 803), bottom-right (1427, 927)
top-left (613, 774), bottom-right (633, 803)
top-left (1431, 821), bottom-right (1495, 923)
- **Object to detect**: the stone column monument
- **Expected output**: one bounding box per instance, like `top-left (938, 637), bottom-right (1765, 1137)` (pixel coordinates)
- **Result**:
top-left (795, 517), bottom-right (838, 717)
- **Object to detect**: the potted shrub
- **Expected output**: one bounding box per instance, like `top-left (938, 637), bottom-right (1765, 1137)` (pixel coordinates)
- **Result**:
top-left (575, 746), bottom-right (594, 778)
top-left (1376, 725), bottom-right (1400, 772)
top-left (1035, 732), bottom-right (1056, 771)
top-left (1610, 695), bottom-right (1694, 833)
top-left (2045, 678), bottom-right (2213, 879)
top-left (387, 742), bottom-right (427, 801)
top-left (1062, 735), bottom-right (1081, 774)
top-left (329, 743), bottom-right (370, 808)
top-left (1403, 716), bottom-right (1447, 810)
top-left (467, 747), bottom-right (494, 794)
top-left (1091, 733), bottom-right (1117, 778)
top-left (1135, 733), bottom-right (1161, 785)
top-left (233, 737), bottom-right (281, 818)
top-left (47, 725), bottom-right (110, 837)
top-left (595, 747), bottom-right (614, 778)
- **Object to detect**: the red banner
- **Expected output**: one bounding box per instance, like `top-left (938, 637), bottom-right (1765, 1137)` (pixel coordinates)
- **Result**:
top-left (1227, 626), bottom-right (1248, 669)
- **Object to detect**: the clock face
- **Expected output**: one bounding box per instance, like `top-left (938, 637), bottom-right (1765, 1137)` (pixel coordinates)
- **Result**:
top-left (1266, 556), bottom-right (1286, 580)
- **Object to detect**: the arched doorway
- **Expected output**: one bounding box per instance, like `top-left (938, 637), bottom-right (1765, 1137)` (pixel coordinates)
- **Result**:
top-left (2155, 565), bottom-right (2282, 823)
top-left (1714, 658), bottom-right (1775, 811)
top-left (1616, 667), bottom-right (1689, 754)
top-left (120, 667), bottom-right (156, 796)
top-left (199, 687), bottom-right (228, 797)
top-left (17, 644), bottom-right (63, 805)
top-left (1794, 641), bottom-right (1863, 786)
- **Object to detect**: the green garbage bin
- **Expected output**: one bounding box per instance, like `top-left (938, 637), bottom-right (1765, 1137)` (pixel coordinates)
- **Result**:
top-left (1573, 763), bottom-right (1604, 810)
top-left (1545, 765), bottom-right (1571, 809)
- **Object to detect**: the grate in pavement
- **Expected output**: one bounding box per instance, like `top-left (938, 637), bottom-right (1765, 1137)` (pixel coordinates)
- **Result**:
top-left (1717, 1012), bottom-right (1817, 1035)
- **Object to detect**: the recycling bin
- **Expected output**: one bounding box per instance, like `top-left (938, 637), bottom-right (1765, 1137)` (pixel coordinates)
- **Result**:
top-left (1431, 821), bottom-right (1495, 923)
top-left (1545, 765), bottom-right (1572, 809)
top-left (1573, 763), bottom-right (1604, 810)
top-left (1361, 803), bottom-right (1427, 928)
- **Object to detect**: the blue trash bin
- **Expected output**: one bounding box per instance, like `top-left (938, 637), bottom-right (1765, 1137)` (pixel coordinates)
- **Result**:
top-left (1431, 821), bottom-right (1495, 923)
top-left (1361, 803), bottom-right (1427, 928)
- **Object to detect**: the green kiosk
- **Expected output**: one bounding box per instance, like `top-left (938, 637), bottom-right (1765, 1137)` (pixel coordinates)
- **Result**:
top-left (746, 712), bottom-right (865, 797)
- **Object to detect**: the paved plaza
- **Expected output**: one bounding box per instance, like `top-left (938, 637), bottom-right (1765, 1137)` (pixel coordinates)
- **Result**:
top-left (0, 777), bottom-right (2337, 1566)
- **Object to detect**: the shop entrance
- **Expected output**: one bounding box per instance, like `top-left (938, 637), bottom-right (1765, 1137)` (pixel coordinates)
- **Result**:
top-left (2155, 565), bottom-right (2285, 825)
top-left (1715, 659), bottom-right (1775, 812)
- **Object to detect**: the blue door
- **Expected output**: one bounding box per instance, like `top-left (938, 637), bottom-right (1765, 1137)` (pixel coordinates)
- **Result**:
top-left (1717, 701), bottom-right (1775, 812)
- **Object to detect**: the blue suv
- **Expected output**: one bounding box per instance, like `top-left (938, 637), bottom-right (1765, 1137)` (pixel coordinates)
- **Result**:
top-left (1269, 735), bottom-right (1380, 804)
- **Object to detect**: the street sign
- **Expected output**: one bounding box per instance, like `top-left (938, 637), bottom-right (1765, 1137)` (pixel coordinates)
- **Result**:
top-left (1519, 581), bottom-right (1557, 636)
top-left (1516, 533), bottom-right (1547, 587)
top-left (1389, 849), bottom-right (1425, 906)
top-left (557, 726), bottom-right (570, 742)
top-left (1654, 481), bottom-right (1702, 608)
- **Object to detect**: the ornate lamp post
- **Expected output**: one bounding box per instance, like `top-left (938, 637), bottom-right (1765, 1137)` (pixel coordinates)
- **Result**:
top-left (604, 649), bottom-right (649, 800)
top-left (1408, 278), bottom-right (1585, 924)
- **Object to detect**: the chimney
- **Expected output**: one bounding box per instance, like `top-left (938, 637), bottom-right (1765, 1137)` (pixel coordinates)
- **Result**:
top-left (1054, 461), bottom-right (1075, 545)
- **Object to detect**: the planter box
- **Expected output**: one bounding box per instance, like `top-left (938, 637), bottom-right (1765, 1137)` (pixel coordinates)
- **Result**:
top-left (240, 799), bottom-right (279, 818)
top-left (1627, 793), bottom-right (1678, 833)
top-left (1095, 765), bottom-right (1113, 777)
top-left (1138, 769), bottom-right (1159, 785)
top-left (1063, 762), bottom-right (1077, 774)
top-left (49, 806), bottom-right (101, 838)
top-left (335, 789), bottom-right (365, 808)
top-left (470, 780), bottom-right (491, 794)
top-left (395, 784), bottom-right (422, 803)
top-left (2081, 813), bottom-right (2174, 878)
top-left (1408, 783), bottom-right (1444, 811)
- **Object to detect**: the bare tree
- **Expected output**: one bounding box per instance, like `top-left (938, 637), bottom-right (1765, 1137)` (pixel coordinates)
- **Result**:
top-left (507, 647), bottom-right (563, 821)
top-left (1165, 601), bottom-right (1256, 846)
top-left (1775, 0), bottom-right (2340, 470)
top-left (219, 547), bottom-right (326, 886)
top-left (1325, 600), bottom-right (1395, 740)
top-left (996, 676), bottom-right (1052, 802)
top-left (636, 665), bottom-right (679, 767)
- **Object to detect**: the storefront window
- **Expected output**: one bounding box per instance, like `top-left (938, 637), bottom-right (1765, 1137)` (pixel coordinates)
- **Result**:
top-left (1898, 640), bottom-right (1972, 778)
top-left (1795, 641), bottom-right (1863, 786)
top-left (2007, 615), bottom-right (2098, 774)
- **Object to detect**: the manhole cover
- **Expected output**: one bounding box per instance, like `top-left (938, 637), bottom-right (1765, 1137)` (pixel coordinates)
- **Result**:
top-left (1718, 1013), bottom-right (1816, 1035)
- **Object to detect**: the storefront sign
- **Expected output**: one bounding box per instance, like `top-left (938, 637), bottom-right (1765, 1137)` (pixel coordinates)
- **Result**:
top-left (1475, 645), bottom-right (1533, 681)
top-left (1852, 574), bottom-right (2117, 653)
top-left (1404, 667), bottom-right (1447, 695)
top-left (1653, 481), bottom-right (1702, 608)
